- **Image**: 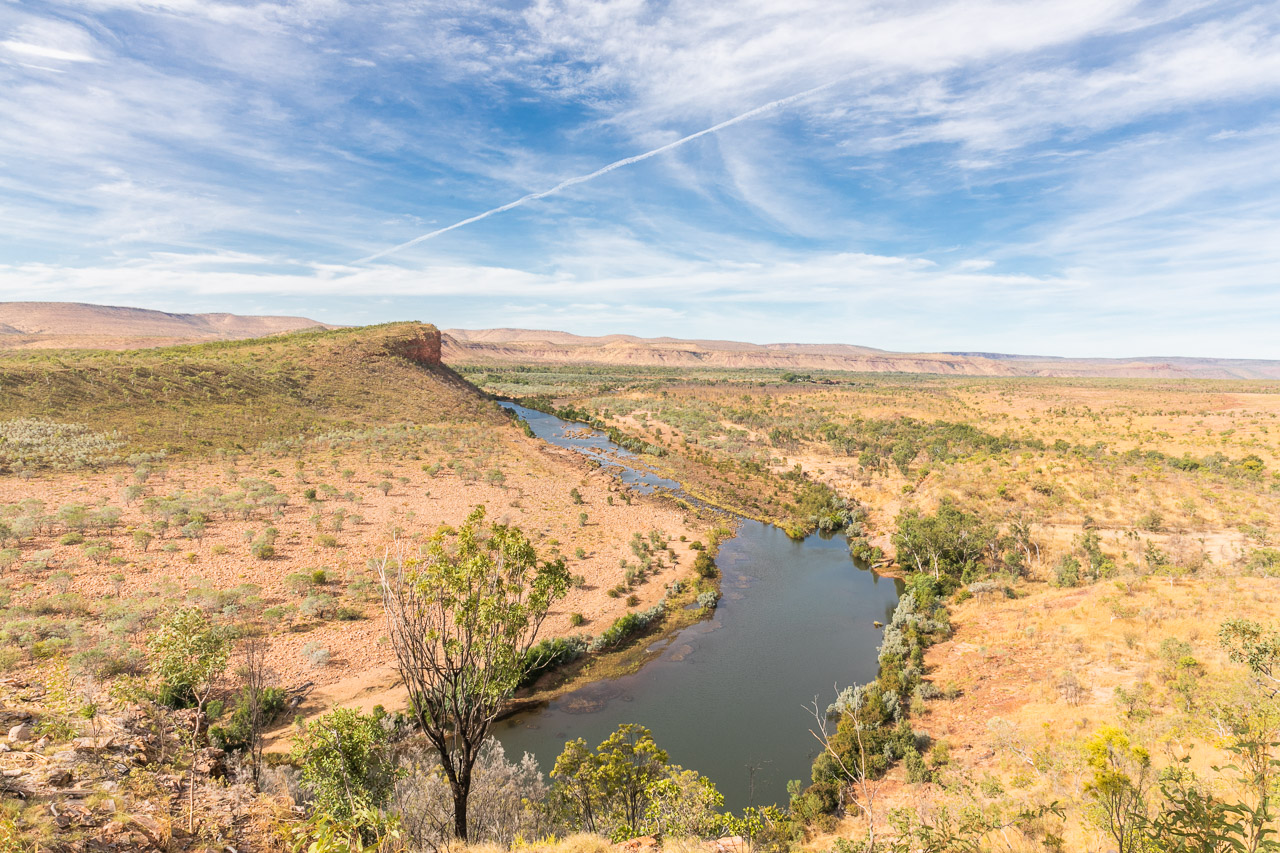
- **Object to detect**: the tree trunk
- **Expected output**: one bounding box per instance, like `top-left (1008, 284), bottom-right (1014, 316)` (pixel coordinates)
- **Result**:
top-left (452, 778), bottom-right (469, 841)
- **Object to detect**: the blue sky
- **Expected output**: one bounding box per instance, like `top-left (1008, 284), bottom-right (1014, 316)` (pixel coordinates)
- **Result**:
top-left (2, 0), bottom-right (1278, 357)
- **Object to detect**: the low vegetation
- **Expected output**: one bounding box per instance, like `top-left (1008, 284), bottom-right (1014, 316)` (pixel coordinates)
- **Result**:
top-left (4, 340), bottom-right (1280, 852)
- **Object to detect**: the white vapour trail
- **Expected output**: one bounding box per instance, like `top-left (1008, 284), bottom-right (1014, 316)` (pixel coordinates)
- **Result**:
top-left (353, 78), bottom-right (846, 264)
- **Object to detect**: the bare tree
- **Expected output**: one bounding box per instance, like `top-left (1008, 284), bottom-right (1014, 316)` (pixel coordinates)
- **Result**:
top-left (809, 695), bottom-right (886, 851)
top-left (239, 635), bottom-right (274, 786)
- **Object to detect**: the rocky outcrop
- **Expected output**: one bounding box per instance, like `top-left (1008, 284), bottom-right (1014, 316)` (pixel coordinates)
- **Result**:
top-left (384, 323), bottom-right (442, 365)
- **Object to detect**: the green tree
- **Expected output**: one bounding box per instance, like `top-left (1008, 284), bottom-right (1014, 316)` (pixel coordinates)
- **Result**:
top-left (291, 707), bottom-right (397, 832)
top-left (1083, 726), bottom-right (1152, 853)
top-left (552, 724), bottom-right (720, 840)
top-left (377, 505), bottom-right (569, 841)
top-left (1220, 618), bottom-right (1280, 697)
top-left (892, 501), bottom-right (997, 580)
top-left (147, 607), bottom-right (230, 832)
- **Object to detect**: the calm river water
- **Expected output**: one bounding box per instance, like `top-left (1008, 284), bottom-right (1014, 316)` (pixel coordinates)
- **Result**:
top-left (496, 403), bottom-right (900, 810)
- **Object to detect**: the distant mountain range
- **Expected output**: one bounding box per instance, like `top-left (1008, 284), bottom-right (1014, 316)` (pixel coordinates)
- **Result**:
top-left (0, 302), bottom-right (334, 350)
top-left (443, 328), bottom-right (1280, 380)
top-left (1, 303), bottom-right (1276, 379)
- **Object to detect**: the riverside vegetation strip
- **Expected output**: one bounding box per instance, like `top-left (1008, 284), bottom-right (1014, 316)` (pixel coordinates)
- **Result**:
top-left (1, 329), bottom-right (1279, 852)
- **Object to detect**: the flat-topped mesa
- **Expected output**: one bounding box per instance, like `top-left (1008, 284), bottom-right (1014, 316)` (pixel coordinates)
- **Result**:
top-left (382, 323), bottom-right (442, 365)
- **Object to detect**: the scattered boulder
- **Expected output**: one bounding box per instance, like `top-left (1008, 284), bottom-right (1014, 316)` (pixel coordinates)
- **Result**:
top-left (193, 746), bottom-right (226, 779)
top-left (7, 723), bottom-right (33, 743)
top-left (127, 814), bottom-right (169, 848)
top-left (707, 837), bottom-right (746, 853)
top-left (617, 836), bottom-right (660, 853)
top-left (72, 736), bottom-right (116, 752)
top-left (45, 768), bottom-right (73, 787)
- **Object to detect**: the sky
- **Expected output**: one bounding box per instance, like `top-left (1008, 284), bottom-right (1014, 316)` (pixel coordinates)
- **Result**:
top-left (2, 0), bottom-right (1278, 358)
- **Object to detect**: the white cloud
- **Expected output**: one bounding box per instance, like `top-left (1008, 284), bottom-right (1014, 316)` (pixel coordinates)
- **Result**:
top-left (0, 0), bottom-right (1275, 359)
top-left (1, 40), bottom-right (98, 62)
top-left (0, 16), bottom-right (103, 63)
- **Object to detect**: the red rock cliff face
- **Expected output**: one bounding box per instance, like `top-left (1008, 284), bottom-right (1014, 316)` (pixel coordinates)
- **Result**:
top-left (385, 324), bottom-right (442, 365)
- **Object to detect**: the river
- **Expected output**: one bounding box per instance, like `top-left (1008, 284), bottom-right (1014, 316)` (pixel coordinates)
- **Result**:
top-left (496, 403), bottom-right (901, 810)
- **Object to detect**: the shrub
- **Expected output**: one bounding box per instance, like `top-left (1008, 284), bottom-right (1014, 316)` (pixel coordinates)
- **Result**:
top-left (209, 686), bottom-right (287, 752)
top-left (697, 591), bottom-right (719, 610)
top-left (316, 534), bottom-right (338, 548)
top-left (589, 604), bottom-right (664, 653)
top-left (1054, 555), bottom-right (1081, 588)
top-left (284, 573), bottom-right (313, 595)
top-left (302, 642), bottom-right (330, 667)
top-left (1246, 547), bottom-right (1280, 576)
top-left (299, 594), bottom-right (336, 619)
top-left (59, 533), bottom-right (84, 546)
top-left (693, 552), bottom-right (718, 579)
top-left (519, 635), bottom-right (588, 687)
top-left (1136, 511), bottom-right (1164, 532)
top-left (291, 707), bottom-right (395, 830)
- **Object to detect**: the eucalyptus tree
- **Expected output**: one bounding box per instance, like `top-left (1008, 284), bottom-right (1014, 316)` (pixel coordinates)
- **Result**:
top-left (377, 505), bottom-right (568, 840)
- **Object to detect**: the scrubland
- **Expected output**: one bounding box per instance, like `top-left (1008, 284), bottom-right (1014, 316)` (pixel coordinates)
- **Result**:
top-left (0, 330), bottom-right (717, 851)
top-left (464, 363), bottom-right (1280, 853)
top-left (2, 340), bottom-right (1278, 853)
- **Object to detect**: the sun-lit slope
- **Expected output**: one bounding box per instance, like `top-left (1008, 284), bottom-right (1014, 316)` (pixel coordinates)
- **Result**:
top-left (0, 301), bottom-right (337, 350)
top-left (0, 321), bottom-right (497, 458)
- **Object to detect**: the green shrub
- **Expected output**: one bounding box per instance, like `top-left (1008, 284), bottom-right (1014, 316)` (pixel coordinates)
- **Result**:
top-left (1054, 555), bottom-right (1081, 588)
top-left (209, 686), bottom-right (287, 752)
top-left (519, 635), bottom-right (588, 687)
top-left (285, 572), bottom-right (313, 595)
top-left (1136, 511), bottom-right (1164, 532)
top-left (693, 552), bottom-right (718, 579)
top-left (291, 707), bottom-right (395, 832)
top-left (589, 604), bottom-right (664, 653)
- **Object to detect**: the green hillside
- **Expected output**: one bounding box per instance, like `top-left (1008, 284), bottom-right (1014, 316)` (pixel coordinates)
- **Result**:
top-left (0, 322), bottom-right (497, 467)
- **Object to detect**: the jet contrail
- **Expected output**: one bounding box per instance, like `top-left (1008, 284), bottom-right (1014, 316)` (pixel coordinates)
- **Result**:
top-left (353, 78), bottom-right (846, 264)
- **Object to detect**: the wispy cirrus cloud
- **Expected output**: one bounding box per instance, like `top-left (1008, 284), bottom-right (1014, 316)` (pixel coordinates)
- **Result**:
top-left (0, 0), bottom-right (1277, 356)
